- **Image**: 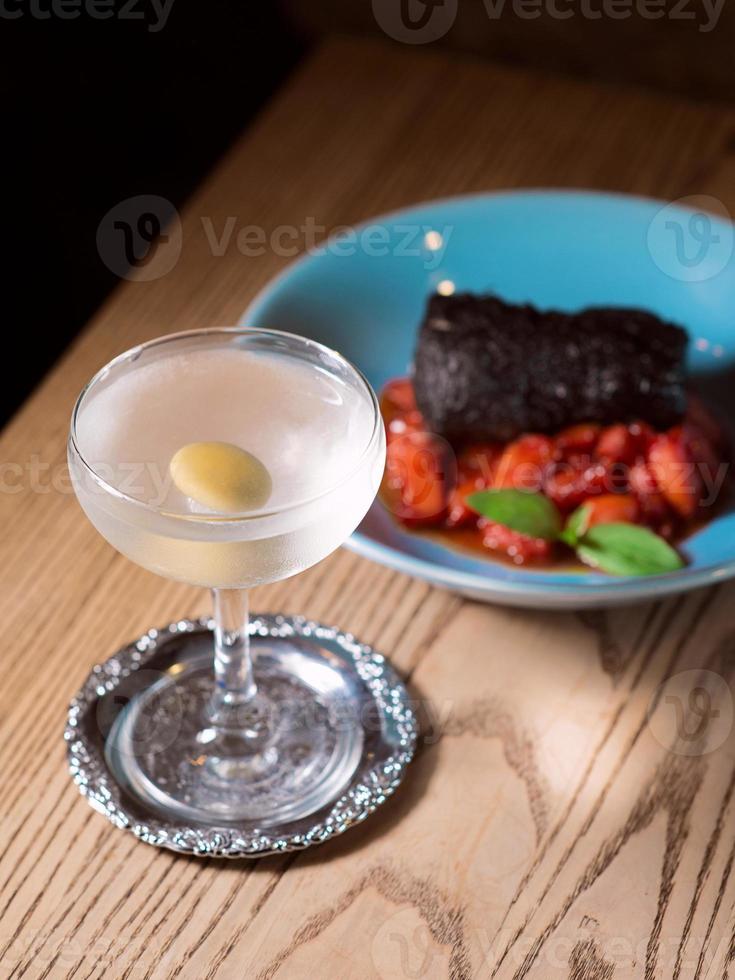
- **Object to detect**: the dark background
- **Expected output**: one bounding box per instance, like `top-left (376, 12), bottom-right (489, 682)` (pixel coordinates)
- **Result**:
top-left (3, 1), bottom-right (304, 424)
top-left (4, 0), bottom-right (733, 426)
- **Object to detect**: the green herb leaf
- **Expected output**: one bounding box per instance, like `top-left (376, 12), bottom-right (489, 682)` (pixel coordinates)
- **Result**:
top-left (576, 522), bottom-right (685, 577)
top-left (560, 503), bottom-right (592, 547)
top-left (466, 489), bottom-right (562, 541)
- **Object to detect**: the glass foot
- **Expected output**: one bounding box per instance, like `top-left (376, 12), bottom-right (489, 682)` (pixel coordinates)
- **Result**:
top-left (105, 630), bottom-right (366, 825)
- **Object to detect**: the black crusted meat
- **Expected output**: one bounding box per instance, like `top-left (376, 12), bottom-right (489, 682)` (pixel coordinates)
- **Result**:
top-left (412, 293), bottom-right (688, 443)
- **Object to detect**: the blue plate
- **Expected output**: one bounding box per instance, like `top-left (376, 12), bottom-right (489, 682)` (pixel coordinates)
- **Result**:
top-left (243, 190), bottom-right (735, 608)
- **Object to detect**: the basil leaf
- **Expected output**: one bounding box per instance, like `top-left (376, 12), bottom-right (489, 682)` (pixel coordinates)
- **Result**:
top-left (466, 489), bottom-right (562, 541)
top-left (576, 522), bottom-right (685, 577)
top-left (560, 503), bottom-right (591, 547)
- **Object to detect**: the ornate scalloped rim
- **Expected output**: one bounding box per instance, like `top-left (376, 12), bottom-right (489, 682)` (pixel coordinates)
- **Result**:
top-left (65, 615), bottom-right (417, 858)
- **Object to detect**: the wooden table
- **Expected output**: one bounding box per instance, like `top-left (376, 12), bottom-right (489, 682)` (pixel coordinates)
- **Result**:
top-left (2, 37), bottom-right (735, 980)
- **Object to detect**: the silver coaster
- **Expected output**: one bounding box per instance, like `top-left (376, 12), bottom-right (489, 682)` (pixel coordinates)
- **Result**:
top-left (65, 615), bottom-right (417, 858)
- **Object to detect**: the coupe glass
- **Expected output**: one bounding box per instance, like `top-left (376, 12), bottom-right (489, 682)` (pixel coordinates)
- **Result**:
top-left (68, 328), bottom-right (386, 825)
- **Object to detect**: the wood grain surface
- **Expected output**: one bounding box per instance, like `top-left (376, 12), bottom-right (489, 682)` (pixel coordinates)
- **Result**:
top-left (2, 37), bottom-right (735, 980)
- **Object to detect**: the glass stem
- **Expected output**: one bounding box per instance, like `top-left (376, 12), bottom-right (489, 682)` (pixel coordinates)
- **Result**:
top-left (208, 587), bottom-right (256, 725)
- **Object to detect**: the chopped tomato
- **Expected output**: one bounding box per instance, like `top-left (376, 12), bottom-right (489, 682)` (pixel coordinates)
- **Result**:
top-left (596, 422), bottom-right (654, 465)
top-left (596, 424), bottom-right (637, 465)
top-left (494, 435), bottom-right (553, 492)
top-left (544, 457), bottom-right (609, 511)
top-left (457, 443), bottom-right (499, 488)
top-left (381, 378), bottom-right (425, 445)
top-left (648, 428), bottom-right (700, 518)
top-left (628, 421), bottom-right (656, 454)
top-left (629, 461), bottom-right (671, 526)
top-left (386, 409), bottom-right (425, 444)
top-left (555, 423), bottom-right (601, 455)
top-left (682, 420), bottom-right (723, 490)
top-left (445, 479), bottom-right (480, 528)
top-left (580, 493), bottom-right (640, 529)
top-left (479, 518), bottom-right (553, 564)
top-left (377, 376), bottom-right (728, 568)
top-left (384, 431), bottom-right (453, 526)
top-left (380, 377), bottom-right (417, 422)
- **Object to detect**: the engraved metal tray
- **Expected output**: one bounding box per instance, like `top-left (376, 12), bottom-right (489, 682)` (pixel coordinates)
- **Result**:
top-left (65, 616), bottom-right (417, 858)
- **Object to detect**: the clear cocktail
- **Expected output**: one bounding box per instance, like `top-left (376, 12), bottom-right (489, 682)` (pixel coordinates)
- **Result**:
top-left (68, 328), bottom-right (386, 825)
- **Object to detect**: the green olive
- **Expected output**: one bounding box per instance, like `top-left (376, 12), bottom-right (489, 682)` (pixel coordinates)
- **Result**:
top-left (170, 442), bottom-right (272, 513)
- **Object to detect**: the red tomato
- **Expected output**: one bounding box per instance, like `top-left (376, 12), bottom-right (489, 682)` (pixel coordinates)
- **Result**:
top-left (596, 424), bottom-right (637, 465)
top-left (628, 421), bottom-right (656, 454)
top-left (381, 378), bottom-right (425, 445)
top-left (494, 435), bottom-right (553, 492)
top-left (377, 375), bottom-right (728, 564)
top-left (580, 493), bottom-right (640, 529)
top-left (478, 519), bottom-right (553, 564)
top-left (596, 421), bottom-right (655, 466)
top-left (680, 397), bottom-right (727, 513)
top-left (445, 479), bottom-right (480, 528)
top-left (628, 461), bottom-right (672, 526)
top-left (648, 428), bottom-right (700, 518)
top-left (682, 419), bottom-right (724, 494)
top-left (544, 457), bottom-right (610, 512)
top-left (457, 443), bottom-right (500, 487)
top-left (384, 431), bottom-right (453, 526)
top-left (386, 409), bottom-right (425, 444)
top-left (555, 423), bottom-right (601, 455)
top-left (380, 377), bottom-right (417, 420)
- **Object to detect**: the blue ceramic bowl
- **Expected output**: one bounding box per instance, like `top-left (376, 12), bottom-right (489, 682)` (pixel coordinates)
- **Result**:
top-left (243, 190), bottom-right (735, 608)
